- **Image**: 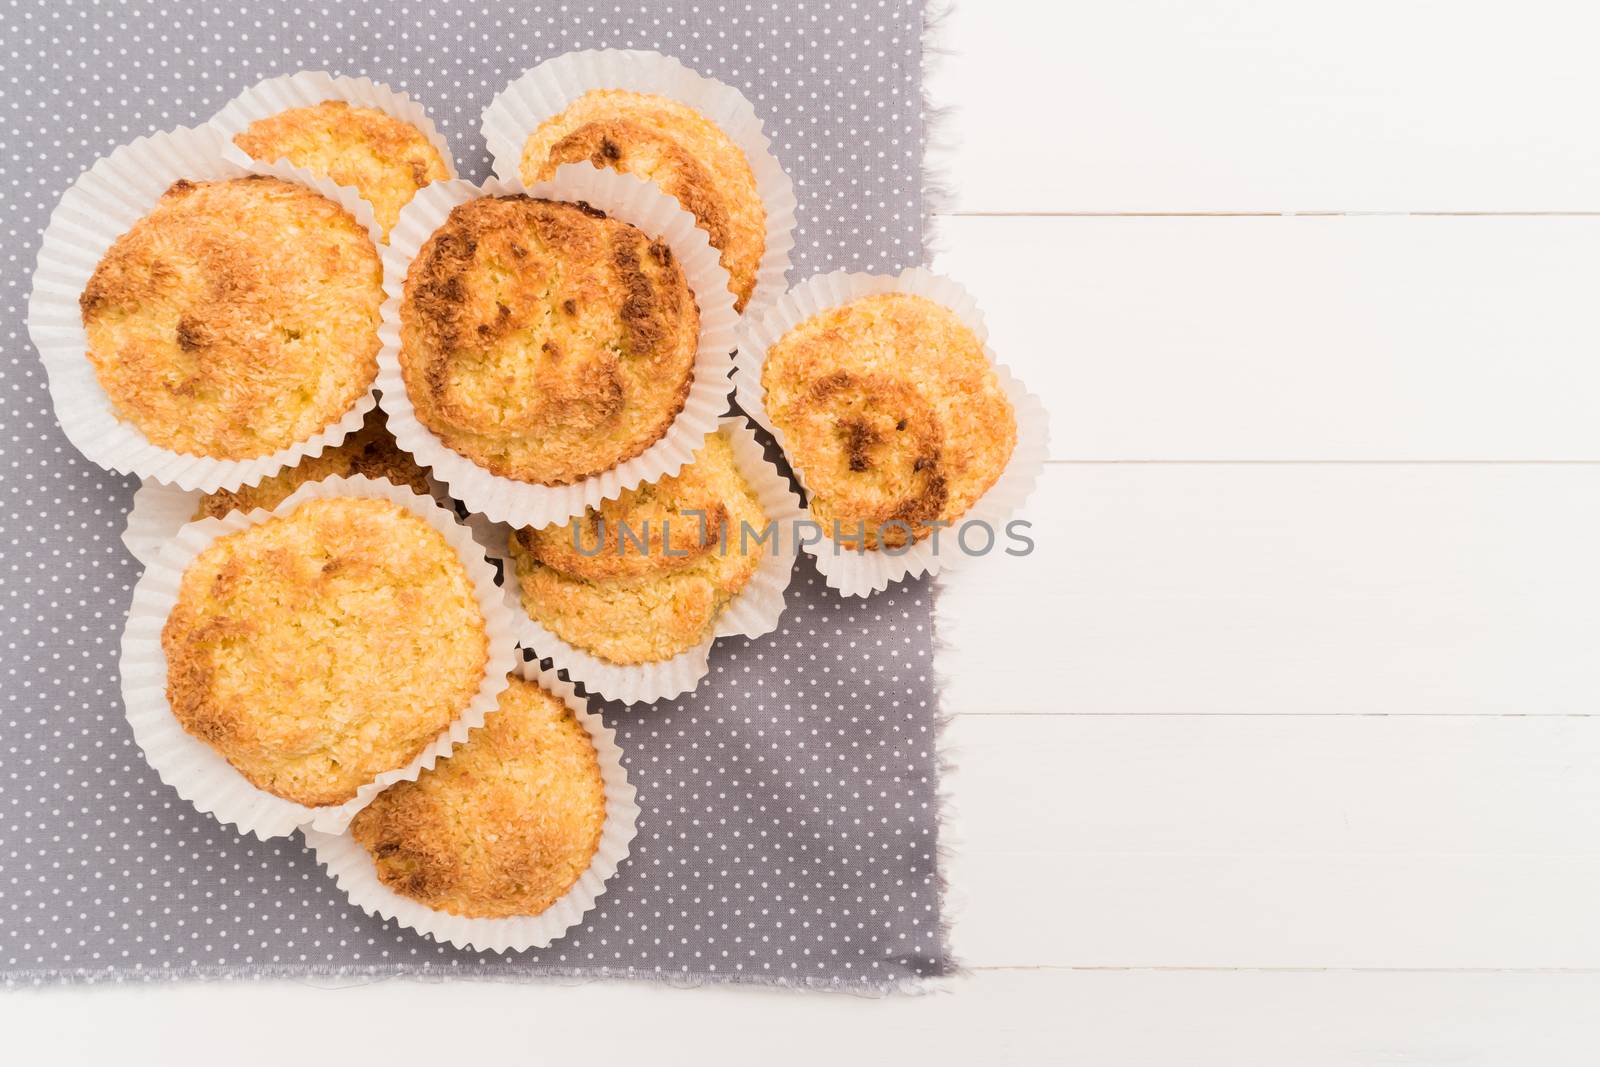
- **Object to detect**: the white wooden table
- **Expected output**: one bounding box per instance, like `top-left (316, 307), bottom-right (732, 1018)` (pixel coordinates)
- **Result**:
top-left (12, 3), bottom-right (1600, 1061)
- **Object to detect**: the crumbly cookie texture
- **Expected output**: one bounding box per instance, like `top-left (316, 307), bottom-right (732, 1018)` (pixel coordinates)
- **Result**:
top-left (507, 429), bottom-right (767, 664)
top-left (161, 496), bottom-right (488, 808)
top-left (233, 100), bottom-right (449, 237)
top-left (79, 176), bottom-right (382, 460)
top-left (349, 674), bottom-right (606, 919)
top-left (399, 195), bottom-right (700, 486)
top-left (191, 410), bottom-right (432, 520)
top-left (760, 292), bottom-right (1017, 550)
top-left (519, 89), bottom-right (765, 312)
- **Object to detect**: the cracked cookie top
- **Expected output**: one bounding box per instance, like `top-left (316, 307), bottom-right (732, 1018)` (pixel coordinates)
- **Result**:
top-left (79, 176), bottom-right (382, 460)
top-left (519, 89), bottom-right (765, 313)
top-left (760, 292), bottom-right (1016, 550)
top-left (161, 496), bottom-right (488, 807)
top-left (398, 194), bottom-right (700, 486)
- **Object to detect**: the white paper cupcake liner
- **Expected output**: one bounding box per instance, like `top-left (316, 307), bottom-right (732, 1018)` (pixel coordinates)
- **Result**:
top-left (27, 122), bottom-right (386, 493)
top-left (121, 481), bottom-right (200, 570)
top-left (119, 475), bottom-right (519, 840)
top-left (376, 161), bottom-right (739, 530)
top-left (733, 267), bottom-right (1051, 597)
top-left (302, 658), bottom-right (640, 952)
top-left (121, 468), bottom-right (456, 571)
top-left (212, 70), bottom-right (459, 186)
top-left (481, 48), bottom-right (797, 321)
top-left (470, 417), bottom-right (805, 705)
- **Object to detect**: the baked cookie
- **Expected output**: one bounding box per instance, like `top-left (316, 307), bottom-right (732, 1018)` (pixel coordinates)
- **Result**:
top-left (399, 195), bottom-right (699, 485)
top-left (79, 176), bottom-right (382, 460)
top-left (348, 674), bottom-right (606, 919)
top-left (161, 497), bottom-right (488, 807)
top-left (519, 89), bottom-right (765, 312)
top-left (506, 428), bottom-right (767, 664)
top-left (232, 100), bottom-right (450, 237)
top-left (760, 292), bottom-right (1016, 550)
top-left (191, 410), bottom-right (431, 520)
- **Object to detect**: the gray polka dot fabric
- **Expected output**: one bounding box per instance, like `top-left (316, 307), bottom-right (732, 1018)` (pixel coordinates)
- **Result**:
top-left (1, 0), bottom-right (950, 988)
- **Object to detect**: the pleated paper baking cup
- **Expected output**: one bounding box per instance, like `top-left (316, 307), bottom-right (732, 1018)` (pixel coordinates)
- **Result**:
top-left (212, 70), bottom-right (458, 214)
top-left (375, 161), bottom-right (739, 530)
top-left (481, 48), bottom-right (796, 320)
top-left (119, 475), bottom-right (518, 840)
top-left (122, 481), bottom-right (199, 570)
top-left (733, 268), bottom-right (1051, 597)
top-left (121, 468), bottom-right (455, 571)
top-left (27, 122), bottom-right (385, 493)
top-left (302, 658), bottom-right (639, 952)
top-left (471, 417), bottom-right (805, 705)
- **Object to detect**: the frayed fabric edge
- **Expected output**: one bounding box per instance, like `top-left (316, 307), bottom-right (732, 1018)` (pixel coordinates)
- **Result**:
top-left (920, 0), bottom-right (959, 265)
top-left (922, 0), bottom-right (969, 988)
top-left (930, 572), bottom-right (970, 989)
top-left (1, 962), bottom-right (955, 997)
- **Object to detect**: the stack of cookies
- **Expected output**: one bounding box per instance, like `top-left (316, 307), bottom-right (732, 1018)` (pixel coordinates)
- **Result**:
top-left (28, 52), bottom-right (1043, 952)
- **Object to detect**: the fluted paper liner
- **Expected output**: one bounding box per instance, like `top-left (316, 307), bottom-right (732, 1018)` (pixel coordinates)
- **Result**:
top-left (27, 123), bottom-right (385, 492)
top-left (303, 658), bottom-right (639, 952)
top-left (122, 471), bottom-right (455, 571)
top-left (471, 417), bottom-right (805, 705)
top-left (375, 162), bottom-right (739, 529)
top-left (481, 48), bottom-right (796, 321)
top-left (119, 475), bottom-right (518, 840)
top-left (733, 268), bottom-right (1051, 597)
top-left (212, 70), bottom-right (459, 198)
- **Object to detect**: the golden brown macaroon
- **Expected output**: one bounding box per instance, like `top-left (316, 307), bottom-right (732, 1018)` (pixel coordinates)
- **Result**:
top-left (760, 292), bottom-right (1016, 550)
top-left (79, 176), bottom-right (382, 460)
top-left (191, 409), bottom-right (432, 520)
top-left (348, 673), bottom-right (606, 919)
top-left (399, 195), bottom-right (700, 485)
top-left (232, 100), bottom-right (450, 237)
top-left (519, 89), bottom-right (765, 312)
top-left (161, 496), bottom-right (489, 808)
top-left (505, 428), bottom-right (767, 664)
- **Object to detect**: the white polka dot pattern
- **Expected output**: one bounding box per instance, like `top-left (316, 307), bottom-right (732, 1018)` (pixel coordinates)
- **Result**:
top-left (1, 0), bottom-right (947, 988)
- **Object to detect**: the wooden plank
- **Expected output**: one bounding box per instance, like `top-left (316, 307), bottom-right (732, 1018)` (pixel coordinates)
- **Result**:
top-left (14, 968), bottom-right (1600, 1065)
top-left (947, 713), bottom-right (1600, 969)
top-left (1022, 970), bottom-right (1600, 1065)
top-left (933, 214), bottom-right (1600, 461)
top-left (938, 464), bottom-right (1600, 716)
top-left (6, 970), bottom-right (1062, 1065)
top-left (931, 0), bottom-right (1600, 212)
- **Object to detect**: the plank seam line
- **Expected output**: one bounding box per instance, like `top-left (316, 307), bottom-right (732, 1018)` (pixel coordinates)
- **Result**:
top-left (940, 211), bottom-right (1600, 219)
top-left (947, 711), bottom-right (1600, 719)
top-left (1040, 459), bottom-right (1600, 467)
top-left (970, 965), bottom-right (1600, 975)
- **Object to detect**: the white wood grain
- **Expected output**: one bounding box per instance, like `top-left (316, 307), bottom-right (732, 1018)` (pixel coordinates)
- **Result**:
top-left (939, 464), bottom-right (1600, 716)
top-left (1026, 969), bottom-right (1600, 1065)
top-left (931, 0), bottom-right (1600, 212)
top-left (12, 967), bottom-right (1600, 1066)
top-left (0, 972), bottom-right (1063, 1067)
top-left (18, 7), bottom-right (1600, 1061)
top-left (933, 214), bottom-right (1600, 460)
top-left (947, 713), bottom-right (1600, 969)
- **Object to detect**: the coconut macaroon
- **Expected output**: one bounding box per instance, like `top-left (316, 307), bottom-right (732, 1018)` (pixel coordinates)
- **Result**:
top-left (398, 195), bottom-right (700, 486)
top-left (232, 100), bottom-right (450, 237)
top-left (348, 673), bottom-right (606, 919)
top-left (160, 496), bottom-right (489, 808)
top-left (760, 292), bottom-right (1017, 551)
top-left (519, 89), bottom-right (765, 312)
top-left (505, 428), bottom-right (767, 664)
top-left (191, 410), bottom-right (431, 521)
top-left (79, 176), bottom-right (382, 461)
